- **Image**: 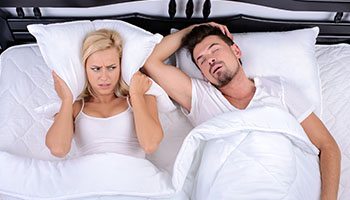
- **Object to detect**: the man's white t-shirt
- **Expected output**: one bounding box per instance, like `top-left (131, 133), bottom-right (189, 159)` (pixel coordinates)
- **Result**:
top-left (182, 76), bottom-right (315, 127)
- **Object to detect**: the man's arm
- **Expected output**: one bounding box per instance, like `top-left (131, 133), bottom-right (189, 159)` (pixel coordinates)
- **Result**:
top-left (301, 113), bottom-right (341, 200)
top-left (144, 25), bottom-right (197, 111)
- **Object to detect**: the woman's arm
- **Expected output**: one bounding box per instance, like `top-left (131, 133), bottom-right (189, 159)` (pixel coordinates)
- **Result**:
top-left (129, 71), bottom-right (163, 154)
top-left (45, 71), bottom-right (75, 158)
top-left (301, 113), bottom-right (341, 200)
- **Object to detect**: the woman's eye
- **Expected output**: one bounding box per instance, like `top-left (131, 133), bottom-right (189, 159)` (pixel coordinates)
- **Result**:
top-left (107, 66), bottom-right (116, 71)
top-left (91, 67), bottom-right (100, 72)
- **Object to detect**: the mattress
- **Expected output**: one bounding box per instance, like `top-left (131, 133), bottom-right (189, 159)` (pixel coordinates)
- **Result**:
top-left (0, 43), bottom-right (192, 164)
top-left (0, 44), bottom-right (194, 200)
top-left (0, 43), bottom-right (349, 199)
top-left (315, 44), bottom-right (350, 200)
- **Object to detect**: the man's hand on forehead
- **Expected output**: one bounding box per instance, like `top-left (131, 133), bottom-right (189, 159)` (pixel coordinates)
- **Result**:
top-left (206, 22), bottom-right (233, 40)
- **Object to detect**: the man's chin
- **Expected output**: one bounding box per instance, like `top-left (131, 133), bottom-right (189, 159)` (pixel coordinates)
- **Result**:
top-left (212, 81), bottom-right (228, 89)
top-left (216, 78), bottom-right (232, 88)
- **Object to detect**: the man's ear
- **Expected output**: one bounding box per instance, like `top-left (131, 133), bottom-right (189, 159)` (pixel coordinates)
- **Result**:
top-left (230, 44), bottom-right (242, 59)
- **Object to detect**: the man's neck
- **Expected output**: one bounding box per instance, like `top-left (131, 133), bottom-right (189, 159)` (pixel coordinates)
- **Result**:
top-left (219, 70), bottom-right (256, 109)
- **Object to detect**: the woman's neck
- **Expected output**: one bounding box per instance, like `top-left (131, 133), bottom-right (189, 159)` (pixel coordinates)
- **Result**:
top-left (91, 94), bottom-right (117, 104)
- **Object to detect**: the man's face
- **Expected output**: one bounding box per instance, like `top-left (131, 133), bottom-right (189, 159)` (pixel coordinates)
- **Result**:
top-left (193, 35), bottom-right (242, 88)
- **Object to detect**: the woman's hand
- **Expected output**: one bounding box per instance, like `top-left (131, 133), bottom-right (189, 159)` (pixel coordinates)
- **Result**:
top-left (52, 71), bottom-right (73, 103)
top-left (129, 71), bottom-right (152, 97)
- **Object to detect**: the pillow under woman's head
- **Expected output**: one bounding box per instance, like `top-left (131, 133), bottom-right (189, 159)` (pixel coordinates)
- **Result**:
top-left (174, 27), bottom-right (322, 117)
top-left (28, 20), bottom-right (176, 117)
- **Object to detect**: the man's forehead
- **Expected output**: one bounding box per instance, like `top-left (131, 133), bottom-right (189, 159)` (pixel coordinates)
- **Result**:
top-left (194, 36), bottom-right (223, 56)
top-left (199, 35), bottom-right (223, 45)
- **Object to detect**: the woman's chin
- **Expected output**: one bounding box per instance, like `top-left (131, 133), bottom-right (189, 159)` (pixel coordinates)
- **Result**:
top-left (94, 90), bottom-right (115, 96)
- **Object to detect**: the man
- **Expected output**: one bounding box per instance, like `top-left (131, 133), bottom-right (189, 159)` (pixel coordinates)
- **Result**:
top-left (144, 22), bottom-right (340, 199)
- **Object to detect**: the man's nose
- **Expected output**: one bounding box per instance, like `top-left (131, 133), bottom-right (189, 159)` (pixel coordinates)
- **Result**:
top-left (209, 57), bottom-right (216, 66)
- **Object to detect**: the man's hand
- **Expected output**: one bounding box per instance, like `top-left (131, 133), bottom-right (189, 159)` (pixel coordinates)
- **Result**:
top-left (201, 22), bottom-right (233, 40)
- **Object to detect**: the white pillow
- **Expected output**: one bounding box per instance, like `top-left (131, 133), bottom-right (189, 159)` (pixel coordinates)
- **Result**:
top-left (28, 20), bottom-right (176, 117)
top-left (28, 21), bottom-right (93, 116)
top-left (175, 27), bottom-right (322, 117)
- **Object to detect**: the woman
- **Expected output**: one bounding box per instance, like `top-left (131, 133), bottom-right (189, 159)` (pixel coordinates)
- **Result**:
top-left (45, 29), bottom-right (163, 158)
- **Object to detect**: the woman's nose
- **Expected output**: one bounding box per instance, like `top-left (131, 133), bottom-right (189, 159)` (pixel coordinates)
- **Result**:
top-left (99, 68), bottom-right (108, 80)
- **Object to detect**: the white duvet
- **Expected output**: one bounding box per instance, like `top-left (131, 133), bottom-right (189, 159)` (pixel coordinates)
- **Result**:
top-left (176, 106), bottom-right (321, 200)
top-left (0, 106), bottom-right (321, 199)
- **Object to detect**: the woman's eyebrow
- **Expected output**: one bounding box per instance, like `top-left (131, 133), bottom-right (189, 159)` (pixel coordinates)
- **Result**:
top-left (91, 64), bottom-right (116, 68)
top-left (106, 64), bottom-right (117, 68)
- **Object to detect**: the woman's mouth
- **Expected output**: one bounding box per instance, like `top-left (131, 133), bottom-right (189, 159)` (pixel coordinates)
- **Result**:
top-left (98, 83), bottom-right (111, 89)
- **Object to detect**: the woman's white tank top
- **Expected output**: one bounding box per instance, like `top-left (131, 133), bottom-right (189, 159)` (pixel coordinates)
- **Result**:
top-left (74, 99), bottom-right (145, 158)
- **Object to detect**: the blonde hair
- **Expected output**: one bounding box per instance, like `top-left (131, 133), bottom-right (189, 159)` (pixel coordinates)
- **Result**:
top-left (79, 29), bottom-right (129, 100)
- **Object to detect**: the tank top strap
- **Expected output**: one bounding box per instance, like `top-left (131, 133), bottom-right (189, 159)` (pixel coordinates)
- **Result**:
top-left (126, 96), bottom-right (132, 108)
top-left (80, 98), bottom-right (85, 112)
top-left (75, 99), bottom-right (85, 120)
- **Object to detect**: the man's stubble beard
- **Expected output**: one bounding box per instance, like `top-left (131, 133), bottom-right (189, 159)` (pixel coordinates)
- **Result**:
top-left (214, 64), bottom-right (240, 88)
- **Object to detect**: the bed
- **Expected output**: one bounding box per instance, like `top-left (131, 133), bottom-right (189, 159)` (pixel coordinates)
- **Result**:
top-left (0, 0), bottom-right (349, 199)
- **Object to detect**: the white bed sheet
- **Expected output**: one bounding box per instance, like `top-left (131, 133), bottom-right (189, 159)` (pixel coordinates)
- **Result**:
top-left (0, 43), bottom-right (193, 166)
top-left (315, 44), bottom-right (350, 200)
top-left (0, 106), bottom-right (321, 200)
top-left (0, 43), bottom-right (349, 199)
top-left (0, 44), bottom-right (193, 199)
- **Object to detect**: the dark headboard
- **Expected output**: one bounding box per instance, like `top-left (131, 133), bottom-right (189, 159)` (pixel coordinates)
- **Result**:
top-left (0, 0), bottom-right (349, 11)
top-left (1, 0), bottom-right (350, 52)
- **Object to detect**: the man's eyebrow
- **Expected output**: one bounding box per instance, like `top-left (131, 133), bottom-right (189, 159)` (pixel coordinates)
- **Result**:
top-left (196, 55), bottom-right (204, 63)
top-left (208, 43), bottom-right (219, 50)
top-left (196, 43), bottom-right (220, 62)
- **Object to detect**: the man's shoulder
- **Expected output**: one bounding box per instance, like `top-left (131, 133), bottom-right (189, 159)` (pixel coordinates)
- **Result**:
top-left (256, 76), bottom-right (283, 83)
top-left (191, 78), bottom-right (214, 89)
top-left (191, 78), bottom-right (223, 97)
top-left (255, 76), bottom-right (284, 87)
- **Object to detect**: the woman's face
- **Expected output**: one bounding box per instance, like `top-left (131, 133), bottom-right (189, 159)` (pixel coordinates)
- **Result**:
top-left (85, 47), bottom-right (121, 97)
